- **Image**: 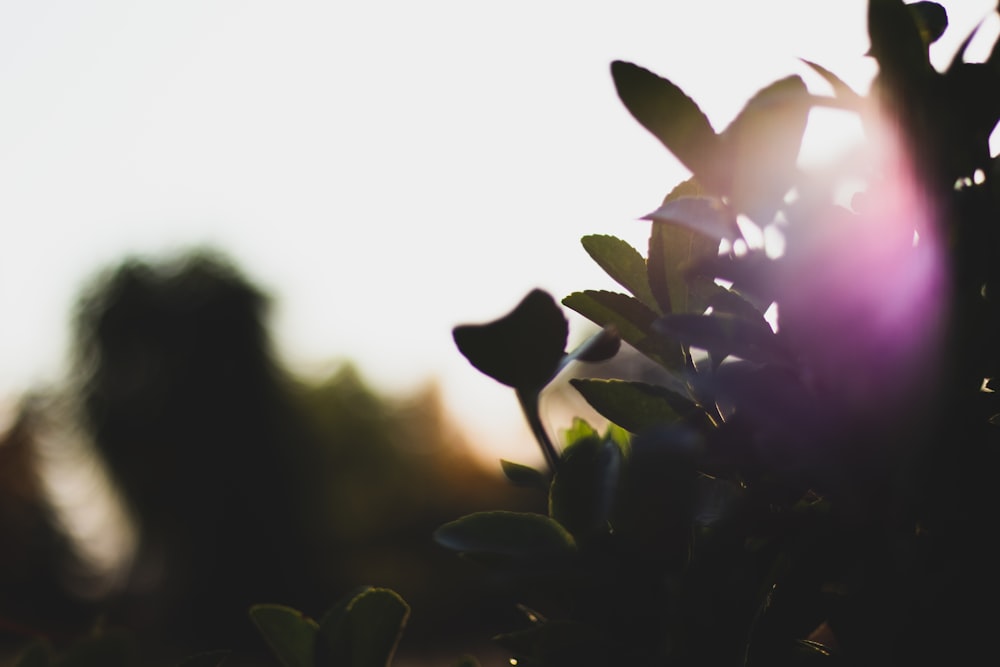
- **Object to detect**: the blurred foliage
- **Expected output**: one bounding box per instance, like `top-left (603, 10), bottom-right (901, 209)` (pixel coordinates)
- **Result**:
top-left (1, 251), bottom-right (534, 666)
top-left (442, 1), bottom-right (1000, 665)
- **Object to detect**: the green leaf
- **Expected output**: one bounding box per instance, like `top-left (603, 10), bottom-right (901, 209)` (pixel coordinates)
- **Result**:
top-left (654, 313), bottom-right (789, 366)
top-left (580, 234), bottom-right (658, 310)
top-left (562, 417), bottom-right (599, 447)
top-left (549, 434), bottom-right (623, 539)
top-left (249, 604), bottom-right (319, 667)
top-left (647, 220), bottom-right (721, 316)
top-left (562, 290), bottom-right (683, 369)
top-left (718, 75), bottom-right (810, 224)
top-left (642, 196), bottom-right (739, 241)
top-left (611, 61), bottom-right (723, 191)
top-left (450, 656), bottom-right (481, 667)
top-left (570, 379), bottom-right (706, 434)
top-left (453, 289), bottom-right (568, 391)
top-left (433, 511), bottom-right (577, 561)
top-left (500, 459), bottom-right (549, 489)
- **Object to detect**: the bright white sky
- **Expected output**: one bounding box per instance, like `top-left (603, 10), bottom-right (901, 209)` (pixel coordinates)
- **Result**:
top-left (1, 1), bottom-right (996, 465)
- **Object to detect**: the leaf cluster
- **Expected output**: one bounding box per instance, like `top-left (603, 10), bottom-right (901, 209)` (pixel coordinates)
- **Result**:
top-left (443, 1), bottom-right (1000, 665)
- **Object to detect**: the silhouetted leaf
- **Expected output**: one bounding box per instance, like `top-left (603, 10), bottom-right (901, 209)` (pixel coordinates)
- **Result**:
top-left (655, 313), bottom-right (788, 366)
top-left (434, 511), bottom-right (577, 560)
top-left (570, 379), bottom-right (706, 434)
top-left (581, 234), bottom-right (658, 310)
top-left (549, 434), bottom-right (623, 539)
top-left (563, 290), bottom-right (683, 368)
top-left (451, 656), bottom-right (481, 667)
top-left (643, 196), bottom-right (739, 241)
top-left (908, 2), bottom-right (947, 46)
top-left (719, 75), bottom-right (810, 223)
top-left (500, 459), bottom-right (549, 489)
top-left (249, 604), bottom-right (318, 667)
top-left (453, 289), bottom-right (568, 391)
top-left (562, 325), bottom-right (622, 367)
top-left (869, 0), bottom-right (932, 81)
top-left (800, 59), bottom-right (864, 107)
top-left (611, 61), bottom-right (723, 189)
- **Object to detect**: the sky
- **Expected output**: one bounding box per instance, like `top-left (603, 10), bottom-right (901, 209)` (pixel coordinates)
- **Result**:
top-left (2, 1), bottom-right (996, 466)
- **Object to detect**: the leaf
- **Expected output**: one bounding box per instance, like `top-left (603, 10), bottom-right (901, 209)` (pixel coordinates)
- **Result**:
top-left (610, 61), bottom-right (723, 190)
top-left (868, 0), bottom-right (932, 83)
top-left (500, 459), bottom-right (549, 489)
top-left (561, 325), bottom-right (621, 367)
top-left (549, 434), bottom-right (623, 539)
top-left (647, 220), bottom-right (721, 316)
top-left (453, 289), bottom-right (568, 391)
top-left (800, 59), bottom-right (864, 107)
top-left (319, 587), bottom-right (410, 667)
top-left (562, 290), bottom-right (683, 369)
top-left (433, 511), bottom-right (577, 561)
top-left (334, 589), bottom-right (410, 667)
top-left (907, 2), bottom-right (948, 47)
top-left (642, 196), bottom-right (739, 241)
top-left (654, 313), bottom-right (789, 366)
top-left (719, 75), bottom-right (811, 224)
top-left (562, 417), bottom-right (599, 447)
top-left (249, 605), bottom-right (319, 667)
top-left (581, 234), bottom-right (658, 310)
top-left (570, 379), bottom-right (707, 434)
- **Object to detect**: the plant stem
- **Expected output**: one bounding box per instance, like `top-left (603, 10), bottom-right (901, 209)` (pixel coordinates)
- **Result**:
top-left (517, 388), bottom-right (560, 474)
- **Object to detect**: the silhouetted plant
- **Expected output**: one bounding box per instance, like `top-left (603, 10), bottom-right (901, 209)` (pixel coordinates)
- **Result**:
top-left (439, 1), bottom-right (1000, 665)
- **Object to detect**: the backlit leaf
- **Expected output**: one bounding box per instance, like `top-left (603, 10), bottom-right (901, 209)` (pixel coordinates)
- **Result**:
top-left (581, 234), bottom-right (658, 310)
top-left (434, 511), bottom-right (576, 560)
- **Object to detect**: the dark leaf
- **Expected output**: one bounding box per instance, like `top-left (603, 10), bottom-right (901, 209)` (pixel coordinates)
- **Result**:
top-left (434, 511), bottom-right (577, 561)
top-left (868, 0), bottom-right (932, 82)
top-left (562, 290), bottom-right (683, 369)
top-left (549, 434), bottom-right (623, 539)
top-left (611, 61), bottom-right (723, 190)
top-left (800, 59), bottom-right (864, 107)
top-left (908, 2), bottom-right (948, 47)
top-left (563, 325), bottom-right (622, 366)
top-left (500, 459), bottom-right (549, 489)
top-left (249, 605), bottom-right (318, 667)
top-left (570, 378), bottom-right (707, 434)
top-left (453, 289), bottom-right (568, 391)
top-left (581, 234), bottom-right (658, 310)
top-left (319, 587), bottom-right (409, 667)
top-left (719, 75), bottom-right (810, 223)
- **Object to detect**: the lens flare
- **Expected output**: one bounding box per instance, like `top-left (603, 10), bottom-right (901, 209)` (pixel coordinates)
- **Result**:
top-left (778, 105), bottom-right (948, 417)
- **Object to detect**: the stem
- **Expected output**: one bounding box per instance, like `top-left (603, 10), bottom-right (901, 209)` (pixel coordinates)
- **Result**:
top-left (517, 388), bottom-right (560, 474)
